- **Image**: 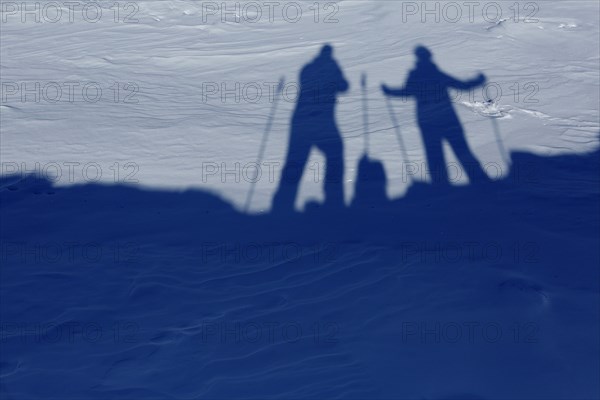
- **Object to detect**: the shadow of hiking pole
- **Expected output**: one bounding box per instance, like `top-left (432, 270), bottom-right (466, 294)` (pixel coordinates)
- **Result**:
top-left (384, 94), bottom-right (411, 179)
top-left (244, 77), bottom-right (285, 213)
top-left (352, 73), bottom-right (388, 208)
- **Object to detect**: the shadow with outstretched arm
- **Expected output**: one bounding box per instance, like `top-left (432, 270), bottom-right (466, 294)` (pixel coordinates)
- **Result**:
top-left (272, 44), bottom-right (349, 212)
top-left (382, 46), bottom-right (490, 186)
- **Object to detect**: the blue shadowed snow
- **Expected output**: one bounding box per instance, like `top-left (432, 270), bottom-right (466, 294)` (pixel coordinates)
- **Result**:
top-left (1, 148), bottom-right (598, 399)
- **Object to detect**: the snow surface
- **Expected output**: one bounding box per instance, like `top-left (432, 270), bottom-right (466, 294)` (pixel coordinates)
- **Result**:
top-left (2, 0), bottom-right (598, 210)
top-left (1, 1), bottom-right (599, 399)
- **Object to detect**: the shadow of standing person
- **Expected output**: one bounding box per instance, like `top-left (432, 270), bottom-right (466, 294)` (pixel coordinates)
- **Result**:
top-left (382, 46), bottom-right (490, 186)
top-left (272, 44), bottom-right (349, 213)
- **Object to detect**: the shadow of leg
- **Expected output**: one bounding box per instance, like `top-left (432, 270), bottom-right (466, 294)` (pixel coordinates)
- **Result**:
top-left (272, 135), bottom-right (311, 213)
top-left (446, 130), bottom-right (491, 184)
top-left (421, 131), bottom-right (449, 186)
top-left (318, 135), bottom-right (345, 209)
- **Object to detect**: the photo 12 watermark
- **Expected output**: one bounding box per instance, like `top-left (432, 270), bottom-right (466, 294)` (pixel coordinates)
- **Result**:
top-left (0, 239), bottom-right (140, 267)
top-left (198, 80), bottom-right (540, 105)
top-left (398, 160), bottom-right (539, 184)
top-left (398, 2), bottom-right (539, 24)
top-left (1, 241), bottom-right (140, 265)
top-left (199, 241), bottom-right (339, 265)
top-left (1, 2), bottom-right (139, 23)
top-left (400, 320), bottom-right (541, 344)
top-left (1, 81), bottom-right (139, 104)
top-left (1, 162), bottom-right (140, 184)
top-left (199, 159), bottom-right (539, 186)
top-left (398, 241), bottom-right (540, 264)
top-left (198, 320), bottom-right (339, 344)
top-left (198, 1), bottom-right (340, 24)
top-left (0, 321), bottom-right (140, 344)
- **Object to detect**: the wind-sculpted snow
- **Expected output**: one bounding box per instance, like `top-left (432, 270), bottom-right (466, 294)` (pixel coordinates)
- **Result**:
top-left (1, 1), bottom-right (599, 211)
top-left (1, 149), bottom-right (599, 398)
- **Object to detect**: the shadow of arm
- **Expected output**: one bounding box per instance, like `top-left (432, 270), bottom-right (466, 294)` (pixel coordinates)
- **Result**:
top-left (382, 85), bottom-right (411, 97)
top-left (382, 71), bottom-right (414, 98)
top-left (444, 71), bottom-right (486, 90)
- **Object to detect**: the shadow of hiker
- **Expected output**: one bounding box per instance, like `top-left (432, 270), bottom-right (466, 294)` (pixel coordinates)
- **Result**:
top-left (271, 44), bottom-right (349, 213)
top-left (382, 45), bottom-right (491, 186)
